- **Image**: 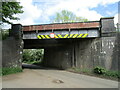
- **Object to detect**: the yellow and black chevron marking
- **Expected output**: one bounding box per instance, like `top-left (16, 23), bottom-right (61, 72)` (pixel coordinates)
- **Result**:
top-left (37, 35), bottom-right (50, 39)
top-left (37, 34), bottom-right (88, 39)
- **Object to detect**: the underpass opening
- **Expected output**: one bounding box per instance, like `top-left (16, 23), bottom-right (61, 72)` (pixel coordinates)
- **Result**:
top-left (22, 49), bottom-right (44, 69)
top-left (23, 37), bottom-right (96, 70)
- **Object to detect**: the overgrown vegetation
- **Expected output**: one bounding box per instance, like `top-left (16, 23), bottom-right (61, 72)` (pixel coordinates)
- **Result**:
top-left (94, 66), bottom-right (106, 74)
top-left (67, 66), bottom-right (120, 81)
top-left (22, 49), bottom-right (44, 64)
top-left (93, 66), bottom-right (120, 79)
top-left (1, 30), bottom-right (9, 40)
top-left (1, 67), bottom-right (22, 76)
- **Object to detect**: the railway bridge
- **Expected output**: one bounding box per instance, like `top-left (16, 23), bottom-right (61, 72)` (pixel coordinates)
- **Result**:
top-left (3, 17), bottom-right (119, 70)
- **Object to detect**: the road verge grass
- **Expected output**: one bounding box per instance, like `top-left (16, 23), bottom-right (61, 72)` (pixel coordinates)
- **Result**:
top-left (0, 67), bottom-right (22, 76)
top-left (67, 67), bottom-right (120, 81)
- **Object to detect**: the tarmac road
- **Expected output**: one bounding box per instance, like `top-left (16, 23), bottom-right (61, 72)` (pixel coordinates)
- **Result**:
top-left (2, 64), bottom-right (119, 88)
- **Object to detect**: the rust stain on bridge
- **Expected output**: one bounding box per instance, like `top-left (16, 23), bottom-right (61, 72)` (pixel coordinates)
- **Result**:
top-left (23, 21), bottom-right (100, 31)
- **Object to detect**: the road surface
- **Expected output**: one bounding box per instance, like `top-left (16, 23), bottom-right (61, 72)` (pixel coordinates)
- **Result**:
top-left (2, 64), bottom-right (119, 88)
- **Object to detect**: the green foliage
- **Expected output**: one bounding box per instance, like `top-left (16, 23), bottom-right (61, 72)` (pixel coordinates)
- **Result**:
top-left (104, 71), bottom-right (120, 78)
top-left (93, 66), bottom-right (120, 79)
top-left (2, 2), bottom-right (23, 24)
top-left (52, 10), bottom-right (88, 23)
top-left (94, 66), bottom-right (106, 74)
top-left (22, 49), bottom-right (44, 64)
top-left (2, 67), bottom-right (22, 76)
top-left (1, 29), bottom-right (9, 40)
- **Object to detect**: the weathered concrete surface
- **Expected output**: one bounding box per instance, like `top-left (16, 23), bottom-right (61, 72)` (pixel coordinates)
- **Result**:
top-left (2, 64), bottom-right (119, 88)
top-left (2, 37), bottom-right (22, 68)
top-left (43, 45), bottom-right (73, 69)
top-left (2, 24), bottom-right (23, 68)
top-left (74, 35), bottom-right (119, 71)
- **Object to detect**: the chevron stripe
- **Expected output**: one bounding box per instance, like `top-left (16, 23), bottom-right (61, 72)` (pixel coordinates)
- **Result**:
top-left (77, 34), bottom-right (83, 38)
top-left (44, 35), bottom-right (50, 38)
top-left (58, 34), bottom-right (63, 38)
top-left (82, 34), bottom-right (88, 38)
top-left (37, 33), bottom-right (88, 39)
top-left (73, 34), bottom-right (78, 38)
top-left (37, 35), bottom-right (42, 39)
top-left (54, 35), bottom-right (59, 38)
top-left (63, 34), bottom-right (69, 38)
top-left (69, 34), bottom-right (74, 38)
top-left (40, 35), bottom-right (45, 39)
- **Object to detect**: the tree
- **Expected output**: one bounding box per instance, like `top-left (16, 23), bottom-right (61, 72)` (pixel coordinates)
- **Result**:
top-left (1, 2), bottom-right (23, 24)
top-left (52, 10), bottom-right (88, 23)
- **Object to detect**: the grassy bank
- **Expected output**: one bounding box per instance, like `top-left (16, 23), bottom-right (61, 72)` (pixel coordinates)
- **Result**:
top-left (67, 67), bottom-right (120, 81)
top-left (0, 67), bottom-right (22, 76)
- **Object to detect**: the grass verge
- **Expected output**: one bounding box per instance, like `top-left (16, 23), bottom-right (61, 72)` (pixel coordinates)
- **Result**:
top-left (0, 67), bottom-right (22, 76)
top-left (67, 67), bottom-right (120, 81)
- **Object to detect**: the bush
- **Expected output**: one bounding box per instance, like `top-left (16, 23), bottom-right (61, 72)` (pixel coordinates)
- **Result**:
top-left (22, 49), bottom-right (44, 64)
top-left (2, 67), bottom-right (22, 76)
top-left (94, 66), bottom-right (106, 74)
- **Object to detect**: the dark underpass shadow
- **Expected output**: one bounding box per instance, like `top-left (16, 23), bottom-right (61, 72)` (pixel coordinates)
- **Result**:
top-left (22, 63), bottom-right (62, 70)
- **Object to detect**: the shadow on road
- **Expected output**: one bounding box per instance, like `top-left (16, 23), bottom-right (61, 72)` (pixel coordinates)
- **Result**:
top-left (22, 63), bottom-right (61, 70)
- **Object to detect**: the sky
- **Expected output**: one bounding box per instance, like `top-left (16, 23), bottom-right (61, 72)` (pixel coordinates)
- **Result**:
top-left (3, 0), bottom-right (119, 29)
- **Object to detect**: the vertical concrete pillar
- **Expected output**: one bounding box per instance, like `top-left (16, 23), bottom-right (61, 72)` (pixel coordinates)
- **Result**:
top-left (12, 24), bottom-right (23, 68)
top-left (100, 17), bottom-right (118, 70)
top-left (10, 24), bottom-right (22, 39)
top-left (2, 24), bottom-right (23, 68)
